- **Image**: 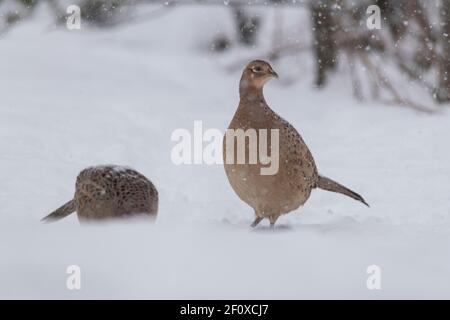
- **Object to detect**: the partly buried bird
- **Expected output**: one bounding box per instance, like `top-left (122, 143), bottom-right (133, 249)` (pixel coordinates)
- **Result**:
top-left (42, 165), bottom-right (158, 223)
top-left (223, 60), bottom-right (368, 228)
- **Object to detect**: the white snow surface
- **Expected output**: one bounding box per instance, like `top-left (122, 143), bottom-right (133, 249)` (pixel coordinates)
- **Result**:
top-left (0, 4), bottom-right (450, 299)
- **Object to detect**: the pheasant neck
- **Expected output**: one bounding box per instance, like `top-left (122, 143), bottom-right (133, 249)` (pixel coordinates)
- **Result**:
top-left (239, 84), bottom-right (265, 104)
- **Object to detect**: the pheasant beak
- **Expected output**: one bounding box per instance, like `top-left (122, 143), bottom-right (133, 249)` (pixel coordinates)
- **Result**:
top-left (269, 69), bottom-right (279, 79)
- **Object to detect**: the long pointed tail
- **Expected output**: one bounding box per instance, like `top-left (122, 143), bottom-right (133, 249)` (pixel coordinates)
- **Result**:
top-left (42, 199), bottom-right (76, 222)
top-left (317, 175), bottom-right (369, 207)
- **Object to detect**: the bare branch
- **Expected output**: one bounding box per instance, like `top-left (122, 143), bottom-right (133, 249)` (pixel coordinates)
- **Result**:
top-left (358, 53), bottom-right (436, 114)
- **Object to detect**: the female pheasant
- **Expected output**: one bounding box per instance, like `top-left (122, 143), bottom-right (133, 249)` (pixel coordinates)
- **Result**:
top-left (42, 165), bottom-right (158, 222)
top-left (223, 60), bottom-right (368, 228)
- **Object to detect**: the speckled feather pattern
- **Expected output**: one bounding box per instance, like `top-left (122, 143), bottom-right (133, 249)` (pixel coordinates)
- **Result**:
top-left (74, 165), bottom-right (158, 221)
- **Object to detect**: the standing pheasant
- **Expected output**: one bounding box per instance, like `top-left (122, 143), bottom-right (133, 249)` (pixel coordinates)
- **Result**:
top-left (42, 165), bottom-right (158, 222)
top-left (223, 60), bottom-right (368, 228)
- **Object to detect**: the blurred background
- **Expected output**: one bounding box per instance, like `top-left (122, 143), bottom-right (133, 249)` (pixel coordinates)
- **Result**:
top-left (2, 0), bottom-right (450, 112)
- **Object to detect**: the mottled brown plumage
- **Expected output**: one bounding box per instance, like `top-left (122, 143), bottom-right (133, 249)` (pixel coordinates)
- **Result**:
top-left (223, 60), bottom-right (368, 228)
top-left (42, 165), bottom-right (158, 223)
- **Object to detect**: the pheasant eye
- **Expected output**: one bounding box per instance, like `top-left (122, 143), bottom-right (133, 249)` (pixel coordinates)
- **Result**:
top-left (252, 66), bottom-right (262, 73)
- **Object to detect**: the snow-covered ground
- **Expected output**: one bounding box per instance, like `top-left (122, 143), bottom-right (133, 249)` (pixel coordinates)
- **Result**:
top-left (1, 4), bottom-right (449, 299)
